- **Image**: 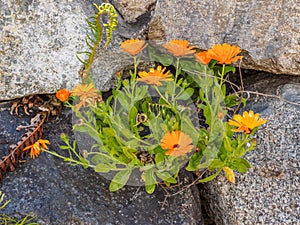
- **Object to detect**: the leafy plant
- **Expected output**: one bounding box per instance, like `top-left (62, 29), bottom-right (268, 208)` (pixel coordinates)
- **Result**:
top-left (48, 3), bottom-right (266, 194)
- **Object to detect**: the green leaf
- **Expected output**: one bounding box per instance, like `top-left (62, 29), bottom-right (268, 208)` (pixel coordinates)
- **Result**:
top-left (186, 151), bottom-right (202, 171)
top-left (95, 163), bottom-right (113, 173)
top-left (180, 59), bottom-right (197, 71)
top-left (223, 136), bottom-right (232, 152)
top-left (145, 168), bottom-right (157, 194)
top-left (225, 95), bottom-right (239, 108)
top-left (199, 168), bottom-right (221, 183)
top-left (208, 159), bottom-right (226, 170)
top-left (156, 172), bottom-right (177, 184)
top-left (176, 88), bottom-right (194, 100)
top-left (224, 65), bottom-right (236, 74)
top-left (109, 169), bottom-right (132, 192)
top-left (73, 124), bottom-right (101, 143)
top-left (117, 91), bottom-right (130, 109)
top-left (148, 45), bottom-right (174, 66)
top-left (232, 158), bottom-right (251, 173)
top-left (59, 145), bottom-right (70, 150)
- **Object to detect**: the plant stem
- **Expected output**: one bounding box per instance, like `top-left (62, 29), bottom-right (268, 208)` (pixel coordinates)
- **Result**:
top-left (220, 64), bottom-right (225, 86)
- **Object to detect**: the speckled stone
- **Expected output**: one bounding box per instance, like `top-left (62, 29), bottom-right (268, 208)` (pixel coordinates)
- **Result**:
top-left (200, 73), bottom-right (300, 225)
top-left (109, 0), bottom-right (156, 23)
top-left (0, 0), bottom-right (94, 100)
top-left (149, 0), bottom-right (300, 76)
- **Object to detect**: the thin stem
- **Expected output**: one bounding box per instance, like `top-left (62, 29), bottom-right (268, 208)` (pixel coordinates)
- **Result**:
top-left (154, 86), bottom-right (172, 106)
top-left (219, 64), bottom-right (226, 86)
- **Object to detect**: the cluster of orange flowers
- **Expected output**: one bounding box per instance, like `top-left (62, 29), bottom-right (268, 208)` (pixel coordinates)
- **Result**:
top-left (121, 39), bottom-right (243, 65)
top-left (158, 109), bottom-right (266, 157)
top-left (52, 39), bottom-right (265, 159)
top-left (55, 84), bottom-right (101, 111)
top-left (120, 39), bottom-right (243, 86)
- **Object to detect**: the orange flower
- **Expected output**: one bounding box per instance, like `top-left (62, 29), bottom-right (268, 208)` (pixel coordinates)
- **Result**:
top-left (194, 51), bottom-right (212, 65)
top-left (56, 89), bottom-right (71, 102)
top-left (23, 139), bottom-right (50, 159)
top-left (121, 39), bottom-right (147, 56)
top-left (228, 110), bottom-right (266, 134)
top-left (163, 40), bottom-right (196, 57)
top-left (207, 43), bottom-right (243, 64)
top-left (72, 83), bottom-right (101, 111)
top-left (137, 66), bottom-right (173, 86)
top-left (160, 130), bottom-right (194, 157)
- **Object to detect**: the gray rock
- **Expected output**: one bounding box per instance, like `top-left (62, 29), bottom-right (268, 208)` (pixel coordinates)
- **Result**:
top-left (0, 103), bottom-right (203, 225)
top-left (149, 0), bottom-right (300, 76)
top-left (110, 0), bottom-right (156, 23)
top-left (200, 73), bottom-right (300, 225)
top-left (0, 0), bottom-right (93, 100)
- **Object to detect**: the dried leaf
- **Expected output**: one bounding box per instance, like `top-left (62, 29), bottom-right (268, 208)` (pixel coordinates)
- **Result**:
top-left (223, 166), bottom-right (235, 184)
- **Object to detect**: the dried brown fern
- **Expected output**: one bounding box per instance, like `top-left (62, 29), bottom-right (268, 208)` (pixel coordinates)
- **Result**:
top-left (0, 111), bottom-right (47, 180)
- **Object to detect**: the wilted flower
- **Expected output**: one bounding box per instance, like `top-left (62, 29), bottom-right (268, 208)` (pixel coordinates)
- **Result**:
top-left (56, 89), bottom-right (71, 102)
top-left (72, 83), bottom-right (101, 111)
top-left (194, 51), bottom-right (212, 65)
top-left (137, 66), bottom-right (173, 86)
top-left (223, 166), bottom-right (235, 184)
top-left (121, 39), bottom-right (147, 56)
top-left (228, 110), bottom-right (266, 134)
top-left (23, 139), bottom-right (50, 159)
top-left (163, 40), bottom-right (196, 57)
top-left (207, 43), bottom-right (243, 64)
top-left (160, 130), bottom-right (194, 157)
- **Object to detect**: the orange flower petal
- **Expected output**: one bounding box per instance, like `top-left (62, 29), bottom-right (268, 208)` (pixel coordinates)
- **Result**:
top-left (56, 89), bottom-right (71, 102)
top-left (137, 66), bottom-right (173, 86)
top-left (163, 40), bottom-right (196, 57)
top-left (160, 130), bottom-right (193, 157)
top-left (207, 43), bottom-right (243, 64)
top-left (228, 110), bottom-right (266, 134)
top-left (121, 39), bottom-right (147, 56)
top-left (194, 51), bottom-right (212, 65)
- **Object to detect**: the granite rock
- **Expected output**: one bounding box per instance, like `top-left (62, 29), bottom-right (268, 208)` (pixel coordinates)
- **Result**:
top-left (0, 0), bottom-right (93, 100)
top-left (148, 0), bottom-right (300, 75)
top-left (200, 72), bottom-right (300, 225)
top-left (109, 0), bottom-right (156, 23)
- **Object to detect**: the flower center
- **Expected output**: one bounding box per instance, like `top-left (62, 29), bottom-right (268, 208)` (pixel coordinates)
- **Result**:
top-left (173, 144), bottom-right (180, 149)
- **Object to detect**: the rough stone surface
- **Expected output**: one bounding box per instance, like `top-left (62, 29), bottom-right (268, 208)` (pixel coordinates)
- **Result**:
top-left (200, 71), bottom-right (300, 225)
top-left (0, 103), bottom-right (203, 225)
top-left (149, 0), bottom-right (300, 75)
top-left (0, 0), bottom-right (93, 100)
top-left (110, 0), bottom-right (156, 23)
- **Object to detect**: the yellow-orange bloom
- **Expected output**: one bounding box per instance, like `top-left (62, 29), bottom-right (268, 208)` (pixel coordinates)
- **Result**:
top-left (160, 130), bottom-right (194, 157)
top-left (194, 51), bottom-right (212, 65)
top-left (56, 89), bottom-right (71, 102)
top-left (137, 66), bottom-right (173, 86)
top-left (121, 39), bottom-right (147, 56)
top-left (23, 139), bottom-right (50, 159)
top-left (207, 43), bottom-right (243, 64)
top-left (163, 40), bottom-right (196, 57)
top-left (223, 167), bottom-right (235, 184)
top-left (228, 110), bottom-right (266, 134)
top-left (72, 83), bottom-right (101, 111)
